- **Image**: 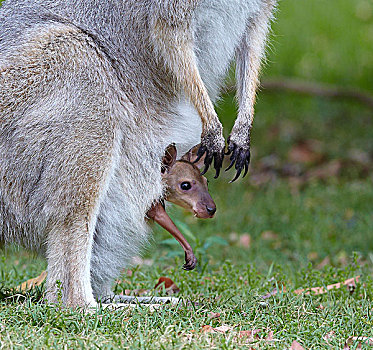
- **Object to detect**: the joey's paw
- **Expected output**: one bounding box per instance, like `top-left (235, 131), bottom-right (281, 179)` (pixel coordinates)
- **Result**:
top-left (194, 129), bottom-right (225, 178)
top-left (182, 251), bottom-right (197, 271)
top-left (225, 132), bottom-right (251, 183)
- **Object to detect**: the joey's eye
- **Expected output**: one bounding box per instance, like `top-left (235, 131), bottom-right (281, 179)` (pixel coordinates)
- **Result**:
top-left (180, 181), bottom-right (192, 191)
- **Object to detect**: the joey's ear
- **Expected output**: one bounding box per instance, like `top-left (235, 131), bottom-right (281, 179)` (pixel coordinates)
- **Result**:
top-left (181, 144), bottom-right (205, 169)
top-left (161, 144), bottom-right (177, 173)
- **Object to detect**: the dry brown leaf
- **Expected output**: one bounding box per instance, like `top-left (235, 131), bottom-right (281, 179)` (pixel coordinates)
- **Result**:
top-left (294, 276), bottom-right (360, 295)
top-left (261, 230), bottom-right (279, 240)
top-left (345, 336), bottom-right (373, 348)
top-left (239, 234), bottom-right (251, 248)
top-left (323, 331), bottom-right (335, 345)
top-left (305, 160), bottom-right (341, 181)
top-left (238, 329), bottom-right (261, 341)
top-left (154, 277), bottom-right (180, 294)
top-left (200, 325), bottom-right (234, 334)
top-left (266, 331), bottom-right (274, 341)
top-left (316, 256), bottom-right (330, 269)
top-left (213, 325), bottom-right (234, 333)
top-left (288, 140), bottom-right (323, 164)
top-left (290, 340), bottom-right (305, 350)
top-left (201, 325), bottom-right (215, 333)
top-left (17, 270), bottom-right (47, 292)
top-left (208, 312), bottom-right (221, 319)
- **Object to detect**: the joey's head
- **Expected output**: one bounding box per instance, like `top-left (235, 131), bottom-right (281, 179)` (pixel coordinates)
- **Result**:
top-left (162, 145), bottom-right (216, 219)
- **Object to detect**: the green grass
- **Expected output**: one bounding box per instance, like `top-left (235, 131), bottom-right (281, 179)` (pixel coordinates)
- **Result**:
top-left (1, 0), bottom-right (373, 348)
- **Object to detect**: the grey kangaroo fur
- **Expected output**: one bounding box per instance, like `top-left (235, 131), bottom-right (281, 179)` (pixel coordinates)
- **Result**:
top-left (0, 0), bottom-right (277, 307)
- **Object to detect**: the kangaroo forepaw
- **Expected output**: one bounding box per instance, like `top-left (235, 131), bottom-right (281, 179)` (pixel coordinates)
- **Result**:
top-left (182, 251), bottom-right (197, 271)
top-left (194, 130), bottom-right (225, 178)
top-left (225, 136), bottom-right (251, 183)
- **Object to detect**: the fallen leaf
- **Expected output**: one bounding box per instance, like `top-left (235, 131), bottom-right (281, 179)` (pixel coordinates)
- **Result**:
top-left (261, 231), bottom-right (279, 240)
top-left (290, 340), bottom-right (305, 350)
top-left (323, 331), bottom-right (335, 345)
top-left (154, 277), bottom-right (180, 294)
top-left (238, 329), bottom-right (261, 341)
top-left (201, 325), bottom-right (215, 333)
top-left (294, 276), bottom-right (360, 295)
top-left (17, 270), bottom-right (47, 292)
top-left (288, 140), bottom-right (323, 164)
top-left (200, 325), bottom-right (235, 335)
top-left (239, 233), bottom-right (251, 248)
top-left (345, 336), bottom-right (373, 349)
top-left (266, 331), bottom-right (274, 341)
top-left (208, 312), bottom-right (221, 319)
top-left (213, 325), bottom-right (234, 333)
top-left (305, 160), bottom-right (341, 181)
top-left (316, 256), bottom-right (330, 269)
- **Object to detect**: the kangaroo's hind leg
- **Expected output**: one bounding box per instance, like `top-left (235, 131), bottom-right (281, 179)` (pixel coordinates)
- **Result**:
top-left (0, 23), bottom-right (123, 307)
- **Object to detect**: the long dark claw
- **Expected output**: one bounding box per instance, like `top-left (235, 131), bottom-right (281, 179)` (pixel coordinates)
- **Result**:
top-left (193, 145), bottom-right (207, 164)
top-left (183, 252), bottom-right (197, 270)
top-left (213, 150), bottom-right (225, 178)
top-left (226, 144), bottom-right (250, 182)
top-left (183, 263), bottom-right (194, 271)
top-left (201, 151), bottom-right (213, 175)
top-left (229, 166), bottom-right (242, 183)
top-left (225, 159), bottom-right (235, 171)
top-left (225, 146), bottom-right (237, 171)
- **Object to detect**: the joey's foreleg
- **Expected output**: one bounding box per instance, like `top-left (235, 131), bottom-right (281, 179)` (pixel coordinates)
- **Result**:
top-left (151, 6), bottom-right (225, 178)
top-left (228, 2), bottom-right (277, 182)
top-left (148, 202), bottom-right (197, 270)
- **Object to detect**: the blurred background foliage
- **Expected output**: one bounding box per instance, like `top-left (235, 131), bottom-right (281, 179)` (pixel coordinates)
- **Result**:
top-left (152, 0), bottom-right (373, 274)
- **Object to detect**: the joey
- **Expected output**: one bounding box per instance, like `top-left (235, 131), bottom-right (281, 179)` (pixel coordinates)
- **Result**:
top-left (148, 145), bottom-right (216, 270)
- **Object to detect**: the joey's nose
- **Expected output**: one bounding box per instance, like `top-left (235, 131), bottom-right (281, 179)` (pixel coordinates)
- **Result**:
top-left (206, 206), bottom-right (216, 216)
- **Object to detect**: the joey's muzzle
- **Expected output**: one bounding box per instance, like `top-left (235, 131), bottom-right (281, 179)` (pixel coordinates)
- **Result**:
top-left (193, 197), bottom-right (216, 219)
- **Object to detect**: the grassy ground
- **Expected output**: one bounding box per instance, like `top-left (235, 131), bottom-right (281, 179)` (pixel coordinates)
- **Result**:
top-left (1, 0), bottom-right (373, 349)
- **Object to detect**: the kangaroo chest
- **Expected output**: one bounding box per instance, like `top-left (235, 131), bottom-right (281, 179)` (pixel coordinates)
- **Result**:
top-left (193, 0), bottom-right (262, 99)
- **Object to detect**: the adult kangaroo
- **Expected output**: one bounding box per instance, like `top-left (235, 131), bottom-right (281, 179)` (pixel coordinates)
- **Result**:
top-left (0, 0), bottom-right (277, 307)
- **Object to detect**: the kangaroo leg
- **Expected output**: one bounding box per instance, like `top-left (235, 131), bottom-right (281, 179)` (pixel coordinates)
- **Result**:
top-left (227, 0), bottom-right (277, 182)
top-left (46, 218), bottom-right (97, 307)
top-left (148, 202), bottom-right (197, 270)
top-left (150, 1), bottom-right (225, 178)
top-left (0, 23), bottom-right (123, 307)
